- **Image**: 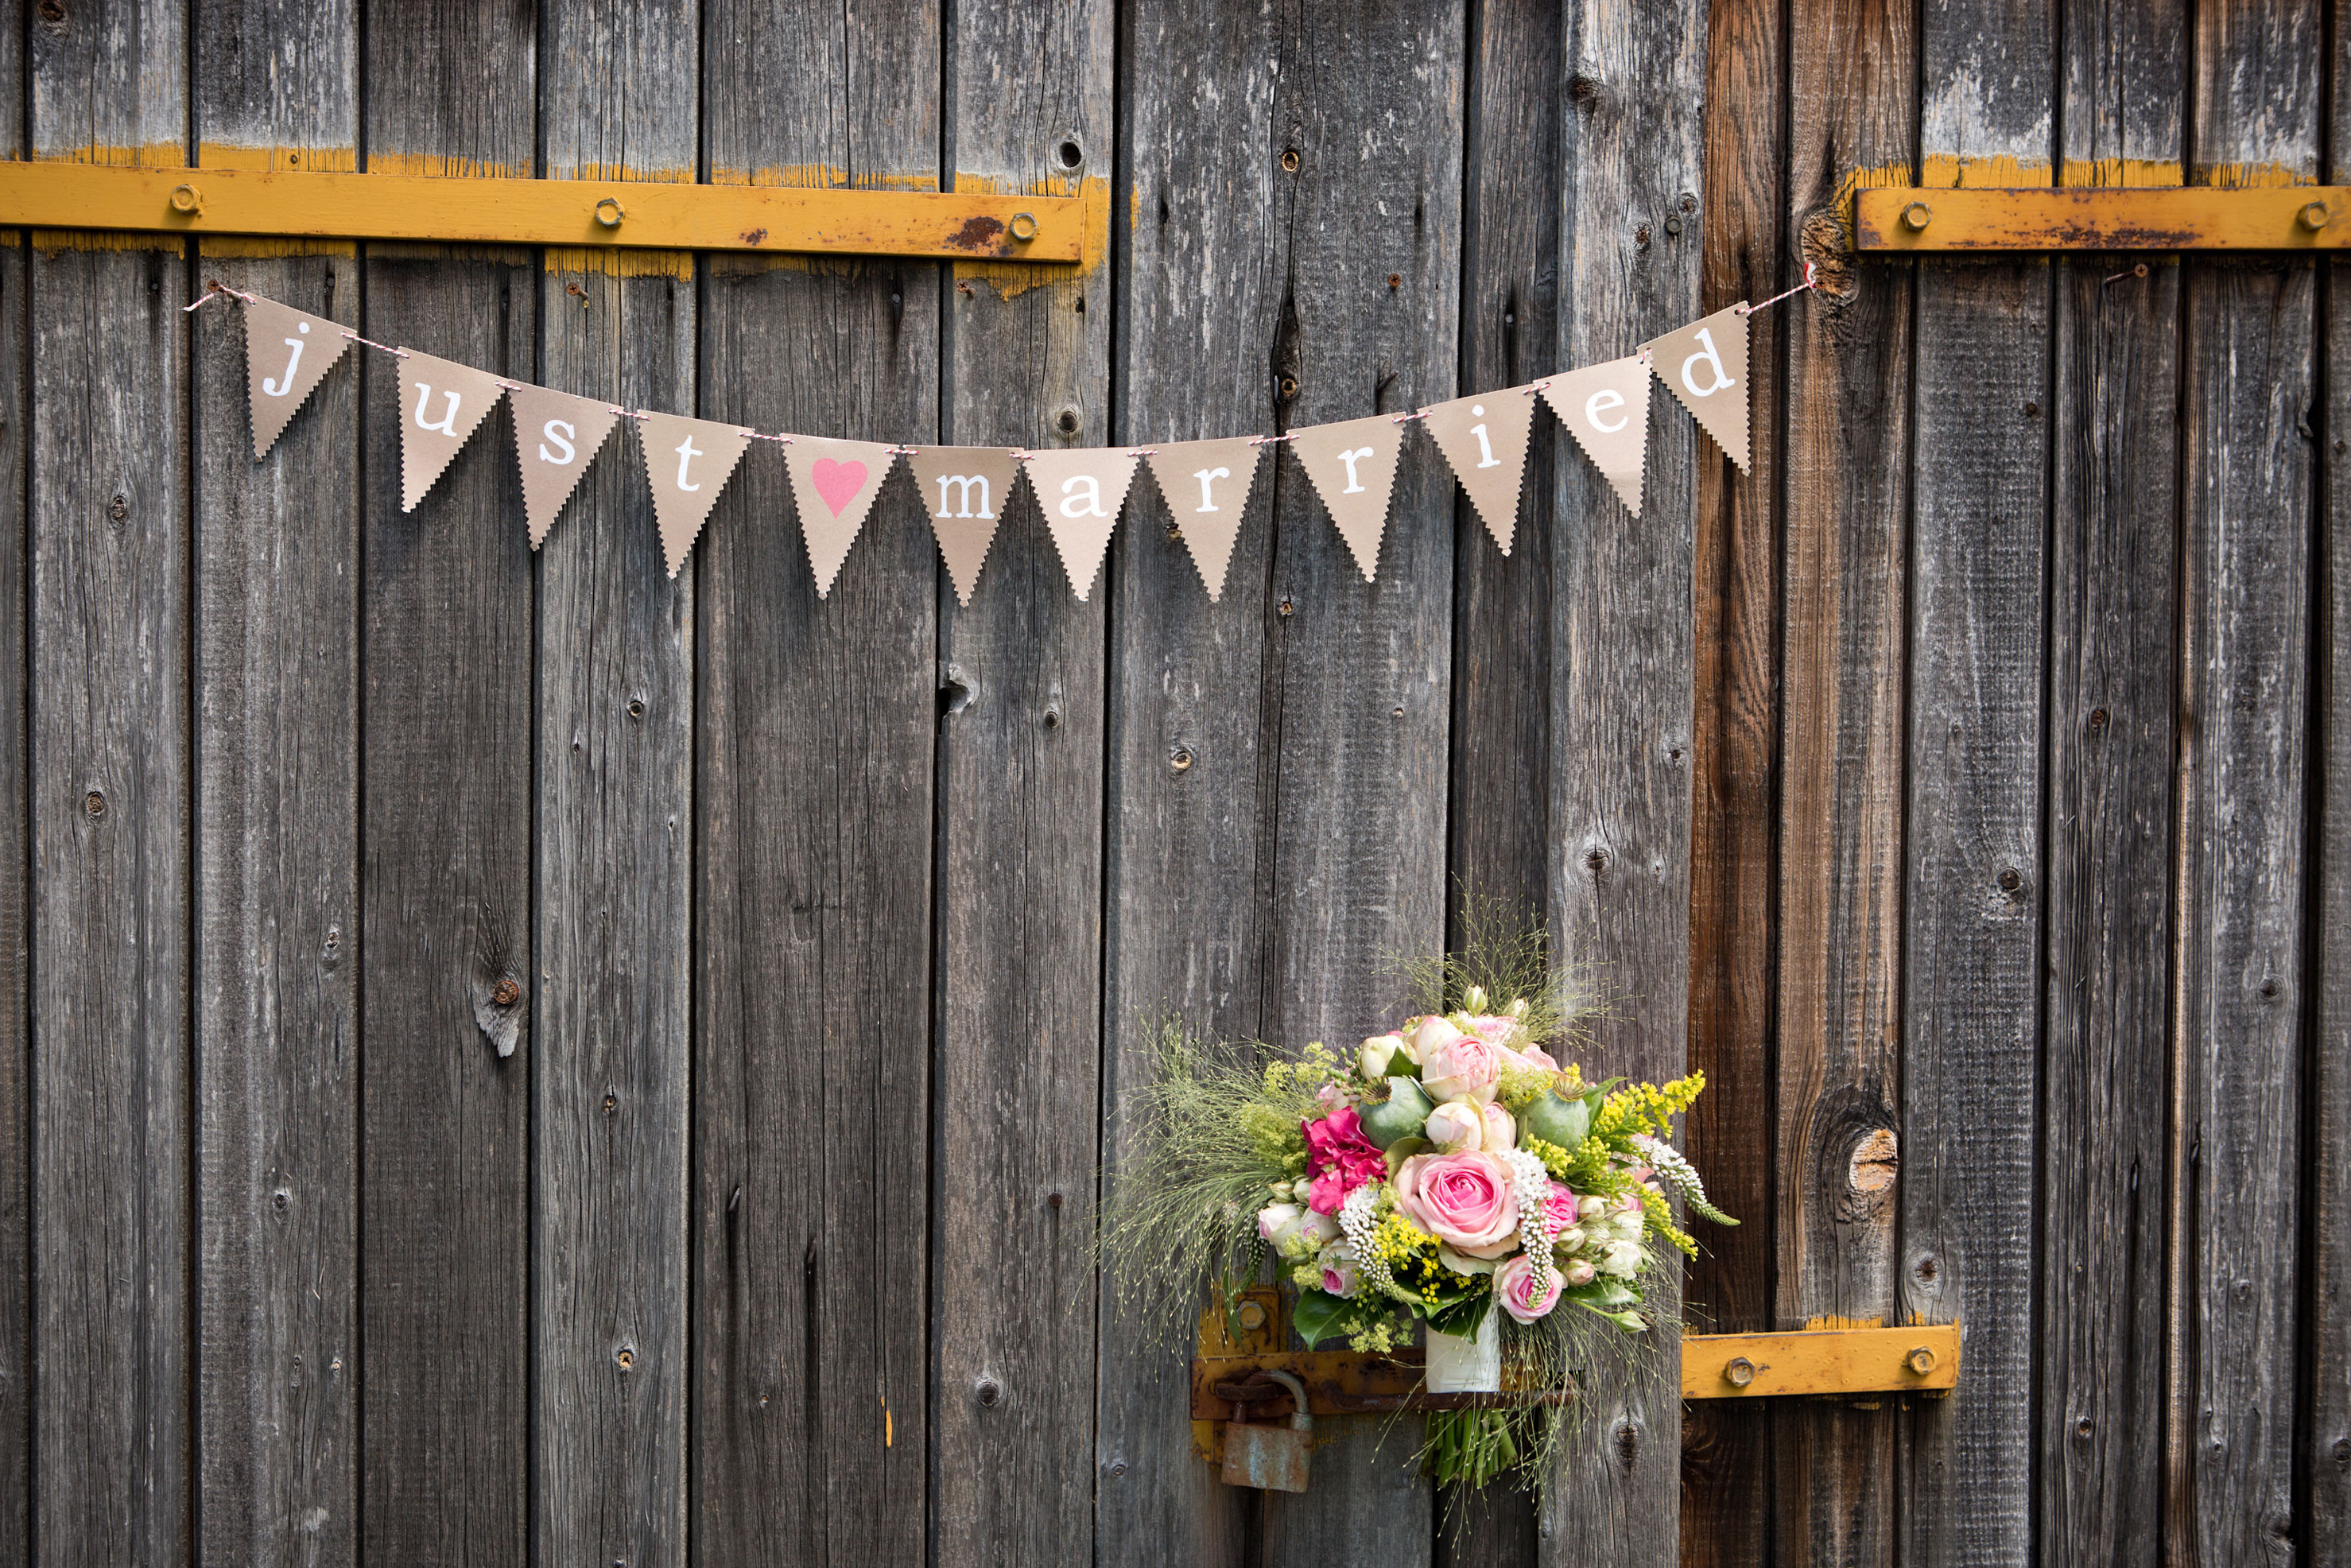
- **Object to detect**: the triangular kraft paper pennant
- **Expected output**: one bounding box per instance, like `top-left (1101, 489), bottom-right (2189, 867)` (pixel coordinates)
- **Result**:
top-left (1418, 388), bottom-right (1538, 555)
top-left (506, 383), bottom-right (621, 549)
top-left (1538, 355), bottom-right (1654, 517)
top-left (782, 436), bottom-right (899, 598)
top-left (1288, 413), bottom-right (1404, 581)
top-left (637, 411), bottom-right (755, 578)
top-left (1143, 437), bottom-right (1263, 602)
top-left (1641, 304), bottom-right (1751, 472)
top-left (397, 351), bottom-right (508, 512)
top-left (244, 295), bottom-right (353, 459)
top-left (1021, 448), bottom-right (1141, 601)
top-left (906, 446), bottom-right (1022, 605)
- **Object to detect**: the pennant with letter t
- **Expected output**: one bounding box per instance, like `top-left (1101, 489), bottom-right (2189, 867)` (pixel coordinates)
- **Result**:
top-left (1022, 448), bottom-right (1141, 601)
top-left (1643, 304), bottom-right (1750, 472)
top-left (782, 437), bottom-right (898, 598)
top-left (398, 351), bottom-right (507, 511)
top-left (908, 446), bottom-right (1022, 605)
top-left (1289, 414), bottom-right (1405, 581)
top-left (638, 411), bottom-right (755, 577)
top-left (506, 384), bottom-right (621, 548)
top-left (1539, 355), bottom-right (1653, 517)
top-left (244, 295), bottom-right (353, 459)
top-left (1418, 389), bottom-right (1536, 555)
top-left (1144, 437), bottom-right (1263, 602)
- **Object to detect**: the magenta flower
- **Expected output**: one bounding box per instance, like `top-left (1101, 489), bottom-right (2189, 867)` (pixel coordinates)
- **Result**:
top-left (1302, 1105), bottom-right (1386, 1215)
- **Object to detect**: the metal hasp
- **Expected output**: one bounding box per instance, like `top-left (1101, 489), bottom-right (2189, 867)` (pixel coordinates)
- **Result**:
top-left (1854, 185), bottom-right (2345, 251)
top-left (1218, 1369), bottom-right (1313, 1493)
top-left (1680, 1323), bottom-right (1962, 1399)
top-left (0, 161), bottom-right (1087, 262)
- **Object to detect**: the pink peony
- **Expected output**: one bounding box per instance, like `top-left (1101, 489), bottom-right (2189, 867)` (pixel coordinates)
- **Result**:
top-left (1496, 1253), bottom-right (1566, 1322)
top-left (1422, 1033), bottom-right (1503, 1104)
top-left (1541, 1184), bottom-right (1581, 1236)
top-left (1302, 1106), bottom-right (1385, 1215)
top-left (1393, 1151), bottom-right (1519, 1258)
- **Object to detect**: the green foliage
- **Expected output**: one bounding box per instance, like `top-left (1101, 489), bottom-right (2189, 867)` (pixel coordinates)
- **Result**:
top-left (1391, 890), bottom-right (1599, 1050)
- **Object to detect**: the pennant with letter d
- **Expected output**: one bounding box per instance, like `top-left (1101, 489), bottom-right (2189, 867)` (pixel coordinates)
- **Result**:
top-left (397, 351), bottom-right (507, 511)
top-left (1022, 448), bottom-right (1141, 601)
top-left (1643, 304), bottom-right (1750, 472)
top-left (1144, 437), bottom-right (1263, 602)
top-left (244, 295), bottom-right (352, 459)
top-left (783, 437), bottom-right (898, 598)
top-left (1418, 389), bottom-right (1537, 555)
top-left (1289, 413), bottom-right (1404, 582)
top-left (1539, 355), bottom-right (1653, 517)
top-left (638, 411), bottom-right (755, 577)
top-left (506, 384), bottom-right (621, 548)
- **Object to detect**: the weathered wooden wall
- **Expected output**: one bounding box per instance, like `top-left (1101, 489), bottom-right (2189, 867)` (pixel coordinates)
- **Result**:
top-left (0, 2), bottom-right (2341, 1566)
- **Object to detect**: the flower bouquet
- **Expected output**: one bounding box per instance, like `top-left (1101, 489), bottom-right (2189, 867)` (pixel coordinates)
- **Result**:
top-left (1101, 924), bottom-right (1732, 1488)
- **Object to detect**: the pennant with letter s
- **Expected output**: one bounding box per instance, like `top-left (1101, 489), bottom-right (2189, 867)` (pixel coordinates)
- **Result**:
top-left (506, 384), bottom-right (621, 548)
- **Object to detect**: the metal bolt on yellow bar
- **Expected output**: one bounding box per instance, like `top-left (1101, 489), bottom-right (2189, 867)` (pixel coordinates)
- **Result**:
top-left (1679, 1324), bottom-right (1962, 1399)
top-left (0, 160), bottom-right (1089, 262)
top-left (1855, 185), bottom-right (2347, 251)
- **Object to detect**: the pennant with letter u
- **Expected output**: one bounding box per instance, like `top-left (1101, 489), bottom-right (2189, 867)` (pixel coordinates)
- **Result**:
top-left (244, 297), bottom-right (352, 460)
top-left (638, 411), bottom-right (755, 578)
top-left (1643, 304), bottom-right (1750, 472)
top-left (1289, 414), bottom-right (1404, 582)
top-left (398, 351), bottom-right (507, 512)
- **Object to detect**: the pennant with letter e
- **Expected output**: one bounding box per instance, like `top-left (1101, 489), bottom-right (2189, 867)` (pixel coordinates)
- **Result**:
top-left (1539, 355), bottom-right (1653, 517)
top-left (1418, 388), bottom-right (1537, 555)
top-left (907, 446), bottom-right (1022, 606)
top-left (506, 384), bottom-right (621, 549)
top-left (244, 295), bottom-right (352, 459)
top-left (1643, 304), bottom-right (1750, 472)
top-left (1289, 414), bottom-right (1405, 581)
top-left (1144, 437), bottom-right (1263, 603)
top-left (782, 437), bottom-right (898, 598)
top-left (1023, 448), bottom-right (1141, 601)
top-left (638, 411), bottom-right (755, 578)
top-left (397, 351), bottom-right (506, 511)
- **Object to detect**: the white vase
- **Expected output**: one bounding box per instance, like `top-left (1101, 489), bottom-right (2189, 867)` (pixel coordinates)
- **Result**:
top-left (1423, 1311), bottom-right (1502, 1394)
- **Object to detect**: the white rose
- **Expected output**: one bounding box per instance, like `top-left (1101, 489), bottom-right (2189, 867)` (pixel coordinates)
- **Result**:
top-left (1601, 1240), bottom-right (1646, 1279)
top-left (1424, 1096), bottom-right (1487, 1153)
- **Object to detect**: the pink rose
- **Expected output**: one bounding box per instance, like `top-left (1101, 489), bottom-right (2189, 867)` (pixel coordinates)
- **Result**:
top-left (1393, 1151), bottom-right (1519, 1259)
top-left (1480, 1101), bottom-right (1515, 1151)
top-left (1563, 1258), bottom-right (1596, 1287)
top-left (1422, 1033), bottom-right (1502, 1104)
top-left (1318, 1242), bottom-right (1361, 1297)
top-left (1542, 1185), bottom-right (1581, 1236)
top-left (1424, 1096), bottom-right (1487, 1152)
top-left (1497, 1042), bottom-right (1560, 1075)
top-left (1496, 1253), bottom-right (1565, 1322)
top-left (1302, 1106), bottom-right (1386, 1216)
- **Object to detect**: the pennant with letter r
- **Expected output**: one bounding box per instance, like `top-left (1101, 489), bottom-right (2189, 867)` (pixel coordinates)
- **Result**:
top-left (1288, 413), bottom-right (1405, 582)
top-left (1143, 437), bottom-right (1264, 602)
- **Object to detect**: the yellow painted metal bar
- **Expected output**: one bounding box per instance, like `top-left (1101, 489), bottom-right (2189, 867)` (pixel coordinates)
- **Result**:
top-left (1855, 185), bottom-right (2344, 251)
top-left (1679, 1324), bottom-right (1961, 1399)
top-left (0, 160), bottom-right (1087, 262)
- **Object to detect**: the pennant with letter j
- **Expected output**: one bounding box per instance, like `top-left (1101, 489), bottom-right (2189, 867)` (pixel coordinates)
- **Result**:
top-left (243, 296), bottom-right (353, 460)
top-left (638, 411), bottom-right (755, 577)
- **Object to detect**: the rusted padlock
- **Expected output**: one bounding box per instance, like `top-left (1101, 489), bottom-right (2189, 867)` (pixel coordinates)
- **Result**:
top-left (1219, 1369), bottom-right (1312, 1493)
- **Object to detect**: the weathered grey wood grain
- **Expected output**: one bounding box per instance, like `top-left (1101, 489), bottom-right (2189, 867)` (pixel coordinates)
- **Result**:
top-left (2171, 5), bottom-right (2320, 1563)
top-left (693, 3), bottom-right (941, 1561)
top-left (2039, 5), bottom-right (2183, 1562)
top-left (1775, 1), bottom-right (1914, 1562)
top-left (1678, 0), bottom-right (1784, 1559)
top-left (357, 11), bottom-right (536, 1565)
top-left (0, 229), bottom-right (29, 1568)
top-left (1899, 6), bottom-right (2053, 1566)
top-left (192, 6), bottom-right (363, 1564)
top-left (536, 6), bottom-right (699, 1566)
top-left (932, 4), bottom-right (1116, 1564)
top-left (29, 7), bottom-right (191, 1562)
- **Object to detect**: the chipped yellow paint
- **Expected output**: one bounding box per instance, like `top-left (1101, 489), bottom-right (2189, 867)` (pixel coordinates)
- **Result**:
top-left (198, 235), bottom-right (358, 259)
top-left (1856, 183), bottom-right (2344, 250)
top-left (544, 245), bottom-right (696, 279)
top-left (708, 164), bottom-right (940, 193)
top-left (1682, 1322), bottom-right (1961, 1400)
top-left (197, 143), bottom-right (358, 175)
top-left (951, 173), bottom-right (1111, 299)
top-left (2058, 157), bottom-right (2188, 188)
top-left (365, 149), bottom-right (534, 181)
top-left (32, 229), bottom-right (178, 254)
top-left (1918, 153), bottom-right (2052, 191)
top-left (41, 141), bottom-right (187, 169)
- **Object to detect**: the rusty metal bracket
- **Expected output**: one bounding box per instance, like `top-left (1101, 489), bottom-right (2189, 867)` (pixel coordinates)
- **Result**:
top-left (0, 161), bottom-right (1088, 262)
top-left (1854, 185), bottom-right (2344, 252)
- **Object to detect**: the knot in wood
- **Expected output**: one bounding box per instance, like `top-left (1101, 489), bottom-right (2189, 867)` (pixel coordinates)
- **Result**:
top-left (1280, 148), bottom-right (1301, 173)
top-left (1848, 1127), bottom-right (1899, 1193)
top-left (83, 790), bottom-right (105, 818)
top-left (491, 978), bottom-right (521, 1007)
top-left (976, 1376), bottom-right (1003, 1407)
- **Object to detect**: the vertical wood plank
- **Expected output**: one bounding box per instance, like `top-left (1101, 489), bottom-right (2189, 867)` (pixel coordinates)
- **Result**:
top-left (192, 3), bottom-right (362, 1563)
top-left (693, 3), bottom-right (941, 1561)
top-left (1678, 0), bottom-right (1785, 1558)
top-left (932, 2), bottom-right (1115, 1562)
top-left (1899, 5), bottom-right (2054, 1565)
top-left (0, 231), bottom-right (26, 1568)
top-left (28, 5), bottom-right (190, 1562)
top-left (534, 6), bottom-right (699, 1566)
top-left (356, 10), bottom-right (536, 1564)
top-left (2172, 4), bottom-right (2321, 1562)
top-left (1775, 2), bottom-right (1914, 1562)
top-left (2039, 2), bottom-right (2184, 1562)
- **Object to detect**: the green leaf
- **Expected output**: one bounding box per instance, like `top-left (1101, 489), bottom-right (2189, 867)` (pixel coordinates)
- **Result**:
top-left (1565, 1279), bottom-right (1638, 1310)
top-left (1427, 1290), bottom-right (1492, 1342)
top-left (1290, 1287), bottom-right (1350, 1349)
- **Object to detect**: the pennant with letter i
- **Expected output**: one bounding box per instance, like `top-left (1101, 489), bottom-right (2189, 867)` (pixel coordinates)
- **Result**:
top-left (1289, 414), bottom-right (1405, 582)
top-left (398, 351), bottom-right (507, 512)
top-left (1643, 304), bottom-right (1751, 472)
top-left (1539, 355), bottom-right (1654, 517)
top-left (1022, 448), bottom-right (1141, 601)
top-left (244, 296), bottom-right (353, 459)
top-left (1418, 389), bottom-right (1536, 554)
top-left (782, 437), bottom-right (898, 598)
top-left (907, 446), bottom-right (1022, 606)
top-left (638, 412), bottom-right (755, 577)
top-left (506, 384), bottom-right (621, 548)
top-left (1144, 437), bottom-right (1263, 603)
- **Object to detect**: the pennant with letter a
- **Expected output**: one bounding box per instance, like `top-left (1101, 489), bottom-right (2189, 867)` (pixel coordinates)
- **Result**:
top-left (398, 351), bottom-right (507, 512)
top-left (638, 411), bottom-right (755, 578)
top-left (782, 437), bottom-right (898, 598)
top-left (1643, 304), bottom-right (1750, 472)
top-left (1022, 448), bottom-right (1141, 601)
top-left (1418, 389), bottom-right (1537, 555)
top-left (1539, 355), bottom-right (1653, 517)
top-left (907, 446), bottom-right (1022, 606)
top-left (1289, 414), bottom-right (1405, 581)
top-left (506, 383), bottom-right (621, 549)
top-left (244, 295), bottom-right (352, 459)
top-left (1144, 437), bottom-right (1263, 603)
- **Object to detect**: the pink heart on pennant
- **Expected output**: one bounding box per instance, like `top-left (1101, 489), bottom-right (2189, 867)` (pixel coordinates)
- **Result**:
top-left (811, 457), bottom-right (868, 516)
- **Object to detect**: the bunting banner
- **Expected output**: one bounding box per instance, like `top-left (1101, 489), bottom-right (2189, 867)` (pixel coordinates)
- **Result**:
top-left (207, 267), bottom-right (1812, 599)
